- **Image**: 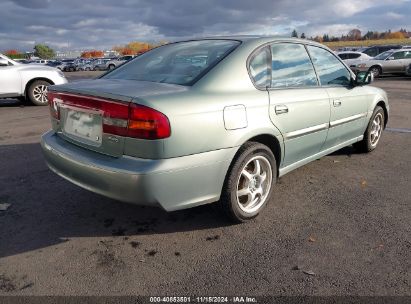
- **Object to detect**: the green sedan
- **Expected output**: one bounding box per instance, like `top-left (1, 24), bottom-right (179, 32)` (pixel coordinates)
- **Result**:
top-left (41, 37), bottom-right (389, 222)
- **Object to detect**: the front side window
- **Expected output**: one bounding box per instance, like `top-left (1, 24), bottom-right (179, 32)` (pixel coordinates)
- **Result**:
top-left (270, 43), bottom-right (318, 88)
top-left (248, 47), bottom-right (270, 87)
top-left (393, 52), bottom-right (405, 60)
top-left (374, 51), bottom-right (394, 60)
top-left (307, 45), bottom-right (351, 86)
top-left (103, 40), bottom-right (240, 86)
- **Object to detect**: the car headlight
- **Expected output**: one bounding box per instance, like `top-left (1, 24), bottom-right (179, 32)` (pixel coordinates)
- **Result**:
top-left (357, 63), bottom-right (367, 68)
top-left (57, 70), bottom-right (65, 78)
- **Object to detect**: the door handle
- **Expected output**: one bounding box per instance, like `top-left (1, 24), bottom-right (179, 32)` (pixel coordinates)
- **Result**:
top-left (333, 99), bottom-right (342, 107)
top-left (275, 105), bottom-right (288, 115)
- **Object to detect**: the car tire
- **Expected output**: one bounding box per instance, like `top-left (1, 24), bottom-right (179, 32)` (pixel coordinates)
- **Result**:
top-left (27, 80), bottom-right (51, 106)
top-left (354, 106), bottom-right (385, 153)
top-left (108, 64), bottom-right (115, 70)
top-left (85, 67), bottom-right (91, 71)
top-left (220, 142), bottom-right (276, 222)
top-left (368, 66), bottom-right (382, 78)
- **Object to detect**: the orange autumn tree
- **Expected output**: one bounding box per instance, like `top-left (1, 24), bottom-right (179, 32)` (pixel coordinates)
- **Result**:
top-left (81, 50), bottom-right (104, 58)
top-left (386, 31), bottom-right (406, 39)
top-left (4, 49), bottom-right (25, 59)
top-left (112, 41), bottom-right (155, 55)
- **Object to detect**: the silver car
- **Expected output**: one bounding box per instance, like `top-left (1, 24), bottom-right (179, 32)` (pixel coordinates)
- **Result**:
top-left (41, 37), bottom-right (389, 222)
top-left (352, 49), bottom-right (411, 77)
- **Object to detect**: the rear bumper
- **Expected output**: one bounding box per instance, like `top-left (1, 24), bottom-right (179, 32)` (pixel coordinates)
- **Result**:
top-left (41, 131), bottom-right (237, 211)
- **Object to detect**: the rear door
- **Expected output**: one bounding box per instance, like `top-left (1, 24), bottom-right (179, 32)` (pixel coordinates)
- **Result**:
top-left (266, 43), bottom-right (330, 167)
top-left (384, 51), bottom-right (406, 73)
top-left (306, 45), bottom-right (368, 149)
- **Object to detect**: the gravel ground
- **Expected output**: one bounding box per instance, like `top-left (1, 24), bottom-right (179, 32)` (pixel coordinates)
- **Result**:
top-left (0, 73), bottom-right (410, 296)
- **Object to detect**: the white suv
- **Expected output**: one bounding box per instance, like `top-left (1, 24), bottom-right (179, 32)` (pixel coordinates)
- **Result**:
top-left (0, 53), bottom-right (67, 106)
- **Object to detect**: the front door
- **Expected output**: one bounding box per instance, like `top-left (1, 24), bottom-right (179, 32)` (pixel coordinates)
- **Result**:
top-left (0, 61), bottom-right (21, 96)
top-left (306, 45), bottom-right (368, 149)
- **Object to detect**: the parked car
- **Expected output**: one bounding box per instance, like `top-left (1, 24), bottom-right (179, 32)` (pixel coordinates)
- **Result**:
top-left (406, 63), bottom-right (411, 76)
top-left (77, 60), bottom-right (93, 71)
top-left (337, 51), bottom-right (372, 61)
top-left (337, 51), bottom-right (372, 68)
top-left (351, 49), bottom-right (411, 77)
top-left (0, 53), bottom-right (67, 105)
top-left (13, 59), bottom-right (30, 64)
top-left (63, 61), bottom-right (77, 72)
top-left (31, 59), bottom-right (49, 65)
top-left (360, 45), bottom-right (403, 57)
top-left (52, 59), bottom-right (75, 71)
top-left (107, 55), bottom-right (135, 70)
top-left (92, 58), bottom-right (112, 71)
top-left (41, 37), bottom-right (389, 222)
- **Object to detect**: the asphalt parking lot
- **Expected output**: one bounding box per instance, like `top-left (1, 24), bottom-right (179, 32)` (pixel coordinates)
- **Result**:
top-left (0, 72), bottom-right (410, 296)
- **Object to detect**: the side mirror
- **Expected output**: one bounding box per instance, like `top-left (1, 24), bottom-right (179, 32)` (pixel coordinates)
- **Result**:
top-left (0, 58), bottom-right (9, 66)
top-left (387, 57), bottom-right (395, 61)
top-left (355, 71), bottom-right (373, 86)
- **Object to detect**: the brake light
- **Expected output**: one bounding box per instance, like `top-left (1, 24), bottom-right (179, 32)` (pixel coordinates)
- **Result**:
top-left (47, 92), bottom-right (170, 140)
top-left (47, 92), bottom-right (60, 120)
top-left (127, 104), bottom-right (171, 139)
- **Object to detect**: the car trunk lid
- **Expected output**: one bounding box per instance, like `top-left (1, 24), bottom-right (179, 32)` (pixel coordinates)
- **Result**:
top-left (47, 79), bottom-right (178, 157)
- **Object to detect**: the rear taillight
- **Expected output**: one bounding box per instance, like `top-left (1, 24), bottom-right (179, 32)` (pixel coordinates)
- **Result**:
top-left (47, 92), bottom-right (60, 120)
top-left (47, 92), bottom-right (170, 140)
top-left (127, 104), bottom-right (171, 139)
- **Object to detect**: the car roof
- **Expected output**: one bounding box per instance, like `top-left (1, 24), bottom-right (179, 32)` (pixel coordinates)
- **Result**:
top-left (175, 36), bottom-right (326, 49)
top-left (337, 51), bottom-right (364, 54)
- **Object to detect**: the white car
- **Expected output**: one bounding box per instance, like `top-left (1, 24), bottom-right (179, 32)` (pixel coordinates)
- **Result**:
top-left (0, 53), bottom-right (67, 105)
top-left (337, 51), bottom-right (372, 61)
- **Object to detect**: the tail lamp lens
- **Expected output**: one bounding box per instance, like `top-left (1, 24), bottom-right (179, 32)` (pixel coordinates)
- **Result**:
top-left (47, 92), bottom-right (170, 140)
top-left (127, 104), bottom-right (171, 139)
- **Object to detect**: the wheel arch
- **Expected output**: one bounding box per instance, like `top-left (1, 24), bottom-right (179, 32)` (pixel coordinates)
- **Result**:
top-left (227, 133), bottom-right (283, 179)
top-left (369, 64), bottom-right (383, 74)
top-left (376, 100), bottom-right (388, 128)
top-left (24, 77), bottom-right (54, 97)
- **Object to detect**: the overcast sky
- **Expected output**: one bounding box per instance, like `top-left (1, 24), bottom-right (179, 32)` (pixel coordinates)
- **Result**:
top-left (1, 0), bottom-right (410, 51)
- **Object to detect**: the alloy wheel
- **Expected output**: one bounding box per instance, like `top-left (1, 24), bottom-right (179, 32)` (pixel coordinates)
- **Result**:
top-left (370, 113), bottom-right (383, 147)
top-left (32, 84), bottom-right (48, 104)
top-left (236, 155), bottom-right (272, 214)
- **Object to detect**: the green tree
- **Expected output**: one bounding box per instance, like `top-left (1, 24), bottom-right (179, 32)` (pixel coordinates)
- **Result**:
top-left (291, 29), bottom-right (298, 38)
top-left (300, 33), bottom-right (306, 39)
top-left (33, 44), bottom-right (55, 59)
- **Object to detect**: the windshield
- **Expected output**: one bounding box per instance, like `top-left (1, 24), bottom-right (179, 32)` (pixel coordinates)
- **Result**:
top-left (0, 53), bottom-right (19, 65)
top-left (374, 51), bottom-right (394, 60)
top-left (103, 40), bottom-right (241, 85)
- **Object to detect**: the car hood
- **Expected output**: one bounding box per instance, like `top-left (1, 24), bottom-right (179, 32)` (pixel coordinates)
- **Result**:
top-left (14, 64), bottom-right (60, 72)
top-left (49, 79), bottom-right (188, 103)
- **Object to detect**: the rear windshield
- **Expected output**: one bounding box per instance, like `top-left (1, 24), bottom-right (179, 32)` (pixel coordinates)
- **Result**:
top-left (102, 40), bottom-right (240, 86)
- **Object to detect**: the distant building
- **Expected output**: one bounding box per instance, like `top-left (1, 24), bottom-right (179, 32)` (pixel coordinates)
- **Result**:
top-left (55, 50), bottom-right (82, 59)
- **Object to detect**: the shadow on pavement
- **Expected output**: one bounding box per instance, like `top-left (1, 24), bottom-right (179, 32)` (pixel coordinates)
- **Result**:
top-left (0, 142), bottom-right (232, 258)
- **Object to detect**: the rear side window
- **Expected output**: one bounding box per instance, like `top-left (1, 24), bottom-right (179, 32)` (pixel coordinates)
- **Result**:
top-left (270, 43), bottom-right (318, 88)
top-left (348, 53), bottom-right (361, 59)
top-left (363, 47), bottom-right (378, 57)
top-left (307, 46), bottom-right (351, 86)
top-left (248, 47), bottom-right (270, 87)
